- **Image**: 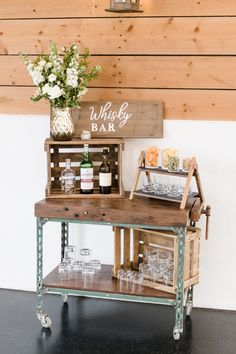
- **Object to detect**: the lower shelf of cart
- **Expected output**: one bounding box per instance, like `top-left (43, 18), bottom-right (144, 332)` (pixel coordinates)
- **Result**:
top-left (43, 264), bottom-right (176, 301)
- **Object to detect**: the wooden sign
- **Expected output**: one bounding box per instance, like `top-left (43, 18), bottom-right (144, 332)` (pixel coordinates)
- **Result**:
top-left (72, 100), bottom-right (163, 138)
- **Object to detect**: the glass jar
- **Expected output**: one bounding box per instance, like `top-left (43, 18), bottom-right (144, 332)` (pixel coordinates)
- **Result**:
top-left (81, 130), bottom-right (91, 140)
top-left (145, 146), bottom-right (159, 168)
top-left (182, 158), bottom-right (191, 172)
top-left (167, 155), bottom-right (180, 172)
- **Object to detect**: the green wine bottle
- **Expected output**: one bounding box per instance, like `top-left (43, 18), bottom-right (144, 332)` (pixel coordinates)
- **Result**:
top-left (80, 144), bottom-right (93, 194)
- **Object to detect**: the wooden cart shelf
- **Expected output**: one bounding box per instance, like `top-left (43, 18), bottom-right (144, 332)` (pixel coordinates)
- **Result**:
top-left (35, 192), bottom-right (202, 227)
top-left (43, 265), bottom-right (175, 300)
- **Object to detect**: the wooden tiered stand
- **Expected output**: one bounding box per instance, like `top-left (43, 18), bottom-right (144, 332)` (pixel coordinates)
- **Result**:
top-left (130, 151), bottom-right (204, 210)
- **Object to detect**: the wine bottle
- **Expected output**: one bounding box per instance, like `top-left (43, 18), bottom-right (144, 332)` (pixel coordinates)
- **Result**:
top-left (80, 144), bottom-right (94, 194)
top-left (61, 159), bottom-right (76, 194)
top-left (99, 148), bottom-right (112, 194)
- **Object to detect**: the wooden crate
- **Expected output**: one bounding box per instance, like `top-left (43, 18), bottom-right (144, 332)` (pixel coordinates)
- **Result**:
top-left (45, 138), bottom-right (124, 199)
top-left (113, 226), bottom-right (200, 294)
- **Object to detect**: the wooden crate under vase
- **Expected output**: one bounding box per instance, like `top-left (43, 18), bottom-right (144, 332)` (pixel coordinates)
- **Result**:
top-left (45, 138), bottom-right (124, 199)
top-left (113, 226), bottom-right (201, 294)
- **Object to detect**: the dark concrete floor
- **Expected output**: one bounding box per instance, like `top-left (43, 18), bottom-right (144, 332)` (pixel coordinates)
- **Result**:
top-left (0, 289), bottom-right (235, 354)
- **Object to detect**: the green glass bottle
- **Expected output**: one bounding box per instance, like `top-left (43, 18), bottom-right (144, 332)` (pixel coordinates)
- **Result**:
top-left (80, 144), bottom-right (93, 194)
top-left (99, 148), bottom-right (112, 194)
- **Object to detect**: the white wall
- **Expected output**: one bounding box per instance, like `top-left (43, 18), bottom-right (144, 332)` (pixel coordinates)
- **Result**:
top-left (0, 114), bottom-right (235, 310)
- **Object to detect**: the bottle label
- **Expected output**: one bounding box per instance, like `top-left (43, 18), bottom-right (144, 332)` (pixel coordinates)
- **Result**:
top-left (61, 176), bottom-right (74, 186)
top-left (99, 173), bottom-right (112, 187)
top-left (81, 168), bottom-right (93, 190)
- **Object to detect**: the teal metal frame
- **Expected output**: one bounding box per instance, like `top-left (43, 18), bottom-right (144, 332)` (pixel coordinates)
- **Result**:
top-left (36, 217), bottom-right (190, 339)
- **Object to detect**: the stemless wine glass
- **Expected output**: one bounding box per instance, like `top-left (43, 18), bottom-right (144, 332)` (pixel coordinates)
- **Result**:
top-left (88, 259), bottom-right (102, 271)
top-left (58, 261), bottom-right (72, 280)
top-left (72, 261), bottom-right (84, 279)
top-left (64, 245), bottom-right (76, 264)
top-left (79, 248), bottom-right (91, 265)
top-left (82, 265), bottom-right (95, 275)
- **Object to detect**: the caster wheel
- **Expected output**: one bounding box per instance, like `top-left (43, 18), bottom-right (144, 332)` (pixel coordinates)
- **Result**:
top-left (173, 330), bottom-right (180, 341)
top-left (62, 293), bottom-right (68, 303)
top-left (41, 315), bottom-right (52, 328)
top-left (186, 303), bottom-right (192, 316)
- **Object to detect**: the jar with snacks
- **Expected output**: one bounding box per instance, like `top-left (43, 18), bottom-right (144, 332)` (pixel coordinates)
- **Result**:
top-left (162, 149), bottom-right (178, 169)
top-left (182, 158), bottom-right (191, 172)
top-left (168, 155), bottom-right (180, 172)
top-left (145, 146), bottom-right (159, 168)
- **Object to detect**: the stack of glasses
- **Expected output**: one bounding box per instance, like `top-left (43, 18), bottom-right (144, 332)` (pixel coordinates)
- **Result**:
top-left (142, 175), bottom-right (193, 198)
top-left (58, 245), bottom-right (101, 280)
top-left (141, 248), bottom-right (174, 286)
top-left (117, 269), bottom-right (144, 284)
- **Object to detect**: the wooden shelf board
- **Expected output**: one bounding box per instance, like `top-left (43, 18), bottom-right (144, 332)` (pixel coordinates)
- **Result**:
top-left (133, 190), bottom-right (182, 203)
top-left (35, 193), bottom-right (199, 227)
top-left (45, 138), bottom-right (124, 146)
top-left (139, 166), bottom-right (189, 177)
top-left (105, 9), bottom-right (143, 13)
top-left (43, 264), bottom-right (175, 300)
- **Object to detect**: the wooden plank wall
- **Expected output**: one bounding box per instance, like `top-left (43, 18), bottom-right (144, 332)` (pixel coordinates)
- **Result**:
top-left (1, 0), bottom-right (236, 120)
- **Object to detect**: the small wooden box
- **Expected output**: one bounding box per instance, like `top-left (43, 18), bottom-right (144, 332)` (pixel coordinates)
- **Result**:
top-left (113, 227), bottom-right (200, 294)
top-left (45, 138), bottom-right (124, 199)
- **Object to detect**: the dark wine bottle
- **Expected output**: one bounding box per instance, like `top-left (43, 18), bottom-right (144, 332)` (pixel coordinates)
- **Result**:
top-left (99, 148), bottom-right (112, 194)
top-left (80, 144), bottom-right (93, 194)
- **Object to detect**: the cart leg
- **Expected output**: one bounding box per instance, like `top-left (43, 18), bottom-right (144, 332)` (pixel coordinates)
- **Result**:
top-left (173, 227), bottom-right (186, 340)
top-left (61, 222), bottom-right (69, 261)
top-left (186, 286), bottom-right (193, 316)
top-left (61, 222), bottom-right (69, 304)
top-left (36, 217), bottom-right (52, 328)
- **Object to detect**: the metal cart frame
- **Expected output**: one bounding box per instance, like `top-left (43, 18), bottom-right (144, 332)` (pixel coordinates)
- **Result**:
top-left (36, 217), bottom-right (193, 340)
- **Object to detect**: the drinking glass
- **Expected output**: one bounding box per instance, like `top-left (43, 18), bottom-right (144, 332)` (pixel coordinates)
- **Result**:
top-left (82, 265), bottom-right (95, 275)
top-left (72, 261), bottom-right (84, 279)
top-left (88, 259), bottom-right (102, 271)
top-left (166, 183), bottom-right (180, 198)
top-left (80, 248), bottom-right (91, 265)
top-left (64, 245), bottom-right (76, 264)
top-left (163, 269), bottom-right (174, 286)
top-left (142, 175), bottom-right (153, 193)
top-left (58, 261), bottom-right (72, 280)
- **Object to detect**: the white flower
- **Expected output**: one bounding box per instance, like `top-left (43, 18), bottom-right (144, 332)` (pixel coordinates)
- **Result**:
top-left (66, 68), bottom-right (78, 88)
top-left (27, 63), bottom-right (34, 71)
top-left (39, 59), bottom-right (46, 67)
top-left (48, 85), bottom-right (64, 100)
top-left (45, 62), bottom-right (53, 70)
top-left (42, 83), bottom-right (50, 95)
top-left (30, 69), bottom-right (45, 85)
top-left (48, 74), bottom-right (57, 82)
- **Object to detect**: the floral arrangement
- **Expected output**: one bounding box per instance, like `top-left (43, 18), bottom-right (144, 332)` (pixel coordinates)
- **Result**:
top-left (21, 42), bottom-right (101, 108)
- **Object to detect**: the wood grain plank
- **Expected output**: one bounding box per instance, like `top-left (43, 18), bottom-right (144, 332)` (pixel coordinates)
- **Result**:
top-left (1, 0), bottom-right (236, 18)
top-left (3, 55), bottom-right (236, 89)
top-left (1, 86), bottom-right (236, 120)
top-left (113, 227), bottom-right (121, 275)
top-left (2, 17), bottom-right (236, 55)
top-left (124, 228), bottom-right (131, 268)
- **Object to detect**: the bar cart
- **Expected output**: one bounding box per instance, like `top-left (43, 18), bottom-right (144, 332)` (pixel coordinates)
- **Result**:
top-left (35, 192), bottom-right (209, 340)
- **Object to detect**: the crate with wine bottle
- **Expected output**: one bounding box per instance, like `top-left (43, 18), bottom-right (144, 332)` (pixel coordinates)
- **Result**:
top-left (44, 138), bottom-right (125, 198)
